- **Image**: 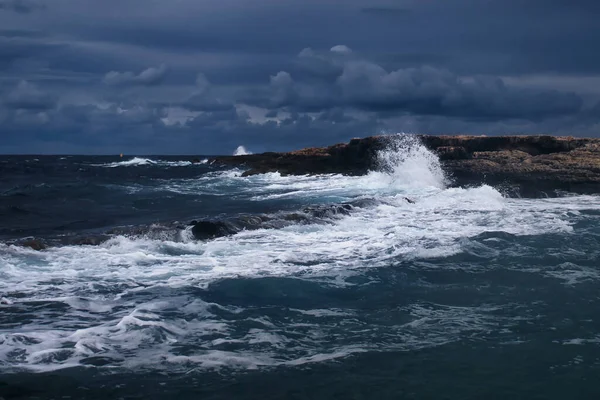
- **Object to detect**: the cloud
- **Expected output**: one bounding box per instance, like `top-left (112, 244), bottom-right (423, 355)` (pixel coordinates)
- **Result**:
top-left (0, 102), bottom-right (172, 153)
top-left (103, 64), bottom-right (168, 86)
top-left (183, 94), bottom-right (234, 112)
top-left (0, 0), bottom-right (600, 153)
top-left (330, 45), bottom-right (352, 54)
top-left (0, 0), bottom-right (44, 14)
top-left (4, 81), bottom-right (56, 110)
top-left (0, 97), bottom-right (382, 154)
top-left (336, 63), bottom-right (583, 120)
top-left (195, 73), bottom-right (210, 92)
top-left (244, 49), bottom-right (584, 121)
top-left (360, 7), bottom-right (411, 16)
top-left (180, 72), bottom-right (235, 112)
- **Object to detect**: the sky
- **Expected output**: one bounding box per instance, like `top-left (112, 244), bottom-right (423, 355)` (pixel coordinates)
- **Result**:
top-left (1, 0), bottom-right (600, 154)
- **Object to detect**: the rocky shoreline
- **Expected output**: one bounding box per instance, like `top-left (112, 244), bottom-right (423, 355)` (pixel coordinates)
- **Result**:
top-left (211, 135), bottom-right (600, 196)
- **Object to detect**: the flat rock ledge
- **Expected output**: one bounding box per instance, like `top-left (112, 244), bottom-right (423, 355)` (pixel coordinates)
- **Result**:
top-left (210, 135), bottom-right (600, 196)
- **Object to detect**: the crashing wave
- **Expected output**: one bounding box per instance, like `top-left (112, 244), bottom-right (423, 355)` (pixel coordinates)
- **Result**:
top-left (233, 145), bottom-right (252, 156)
top-left (371, 134), bottom-right (447, 189)
top-left (95, 158), bottom-right (195, 168)
top-left (3, 133), bottom-right (598, 374)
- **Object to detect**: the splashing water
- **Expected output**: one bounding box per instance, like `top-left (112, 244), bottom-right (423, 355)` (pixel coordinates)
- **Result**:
top-left (234, 145), bottom-right (252, 156)
top-left (371, 134), bottom-right (447, 189)
top-left (94, 157), bottom-right (193, 168)
top-left (1, 135), bottom-right (600, 377)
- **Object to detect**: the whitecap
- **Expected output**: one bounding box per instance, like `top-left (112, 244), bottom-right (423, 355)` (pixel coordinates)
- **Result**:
top-left (233, 145), bottom-right (252, 156)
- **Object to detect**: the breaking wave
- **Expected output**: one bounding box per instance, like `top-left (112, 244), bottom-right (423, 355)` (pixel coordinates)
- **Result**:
top-left (1, 134), bottom-right (600, 373)
top-left (95, 157), bottom-right (202, 168)
top-left (233, 146), bottom-right (252, 156)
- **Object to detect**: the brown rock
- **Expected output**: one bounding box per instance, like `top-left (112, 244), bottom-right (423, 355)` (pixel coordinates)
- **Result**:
top-left (209, 134), bottom-right (600, 196)
top-left (21, 239), bottom-right (47, 251)
top-left (436, 146), bottom-right (470, 160)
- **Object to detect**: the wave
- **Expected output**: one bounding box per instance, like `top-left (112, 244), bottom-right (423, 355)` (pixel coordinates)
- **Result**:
top-left (94, 157), bottom-right (207, 168)
top-left (2, 134), bottom-right (600, 373)
top-left (3, 185), bottom-right (591, 284)
top-left (233, 145), bottom-right (252, 156)
top-left (154, 135), bottom-right (446, 200)
top-left (372, 134), bottom-right (447, 189)
top-left (0, 295), bottom-right (513, 373)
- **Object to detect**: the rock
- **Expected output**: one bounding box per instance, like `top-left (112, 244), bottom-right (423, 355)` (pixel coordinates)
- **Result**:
top-left (191, 221), bottom-right (238, 240)
top-left (209, 135), bottom-right (600, 196)
top-left (21, 238), bottom-right (47, 251)
top-left (71, 235), bottom-right (110, 246)
top-left (436, 146), bottom-right (470, 160)
top-left (189, 203), bottom-right (370, 241)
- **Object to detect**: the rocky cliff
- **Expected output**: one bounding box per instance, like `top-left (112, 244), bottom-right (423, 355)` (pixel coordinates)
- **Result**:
top-left (211, 135), bottom-right (600, 196)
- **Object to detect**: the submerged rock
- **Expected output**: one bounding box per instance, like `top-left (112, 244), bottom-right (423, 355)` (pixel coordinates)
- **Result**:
top-left (190, 201), bottom-right (378, 241)
top-left (191, 221), bottom-right (239, 240)
top-left (20, 238), bottom-right (47, 251)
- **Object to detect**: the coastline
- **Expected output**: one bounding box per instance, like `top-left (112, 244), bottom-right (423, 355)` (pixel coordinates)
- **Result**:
top-left (211, 135), bottom-right (600, 196)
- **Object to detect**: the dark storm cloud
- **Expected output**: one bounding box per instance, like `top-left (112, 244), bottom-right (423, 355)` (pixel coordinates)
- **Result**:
top-left (0, 0), bottom-right (44, 14)
top-left (183, 95), bottom-right (234, 112)
top-left (182, 108), bottom-right (383, 154)
top-left (178, 73), bottom-right (235, 112)
top-left (360, 7), bottom-right (411, 16)
top-left (103, 64), bottom-right (169, 86)
top-left (0, 0), bottom-right (600, 154)
top-left (4, 81), bottom-right (56, 110)
top-left (0, 29), bottom-right (44, 38)
top-left (0, 102), bottom-right (171, 154)
top-left (335, 64), bottom-right (582, 120)
top-left (0, 98), bottom-right (381, 154)
top-left (245, 50), bottom-right (584, 121)
top-left (0, 30), bottom-right (64, 70)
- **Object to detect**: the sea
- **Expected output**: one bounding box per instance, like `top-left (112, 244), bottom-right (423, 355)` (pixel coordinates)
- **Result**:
top-left (1, 136), bottom-right (600, 399)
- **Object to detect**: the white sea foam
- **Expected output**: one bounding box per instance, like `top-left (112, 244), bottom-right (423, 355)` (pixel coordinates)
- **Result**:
top-left (233, 145), bottom-right (252, 156)
top-left (2, 134), bottom-right (600, 372)
top-left (95, 157), bottom-right (194, 168)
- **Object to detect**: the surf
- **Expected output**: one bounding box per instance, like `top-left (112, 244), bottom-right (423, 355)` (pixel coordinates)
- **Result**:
top-left (1, 135), bottom-right (600, 373)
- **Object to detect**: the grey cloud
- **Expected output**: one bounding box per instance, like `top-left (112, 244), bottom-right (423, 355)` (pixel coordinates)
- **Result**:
top-left (184, 95), bottom-right (234, 112)
top-left (183, 107), bottom-right (382, 153)
top-left (245, 50), bottom-right (584, 121)
top-left (4, 81), bottom-right (56, 110)
top-left (180, 73), bottom-right (235, 112)
top-left (2, 0), bottom-right (598, 77)
top-left (360, 7), bottom-right (411, 16)
top-left (337, 63), bottom-right (583, 120)
top-left (0, 29), bottom-right (44, 38)
top-left (1, 102), bottom-right (171, 154)
top-left (0, 0), bottom-right (44, 14)
top-left (0, 0), bottom-right (600, 154)
top-left (330, 45), bottom-right (352, 54)
top-left (294, 48), bottom-right (346, 80)
top-left (195, 73), bottom-right (210, 92)
top-left (103, 64), bottom-right (168, 86)
top-left (0, 32), bottom-right (67, 71)
top-left (264, 110), bottom-right (278, 118)
top-left (0, 97), bottom-right (381, 154)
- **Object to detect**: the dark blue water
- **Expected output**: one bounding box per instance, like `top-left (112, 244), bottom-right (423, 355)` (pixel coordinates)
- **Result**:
top-left (1, 148), bottom-right (600, 399)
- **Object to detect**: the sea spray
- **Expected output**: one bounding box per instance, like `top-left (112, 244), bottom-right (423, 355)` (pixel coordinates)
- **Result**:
top-left (95, 158), bottom-right (193, 167)
top-left (234, 146), bottom-right (252, 156)
top-left (1, 149), bottom-right (599, 374)
top-left (372, 134), bottom-right (447, 189)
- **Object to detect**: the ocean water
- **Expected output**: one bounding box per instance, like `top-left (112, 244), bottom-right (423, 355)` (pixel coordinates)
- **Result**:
top-left (1, 137), bottom-right (600, 399)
